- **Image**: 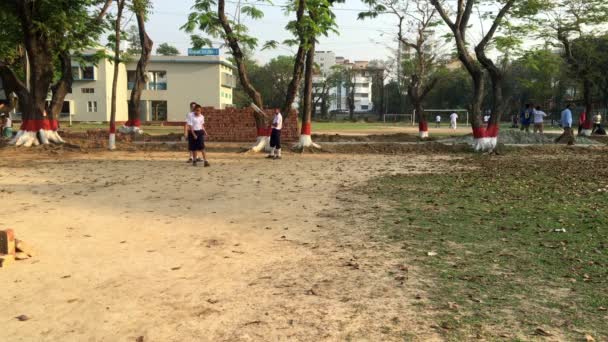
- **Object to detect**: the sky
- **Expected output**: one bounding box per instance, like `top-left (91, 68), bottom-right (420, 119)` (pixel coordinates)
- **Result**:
top-left (144, 0), bottom-right (405, 64)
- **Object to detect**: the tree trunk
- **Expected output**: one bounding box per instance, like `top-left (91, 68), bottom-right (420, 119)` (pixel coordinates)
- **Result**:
top-left (110, 0), bottom-right (126, 149)
top-left (580, 78), bottom-right (594, 136)
top-left (122, 6), bottom-right (153, 134)
top-left (294, 42), bottom-right (320, 150)
top-left (282, 0), bottom-right (307, 116)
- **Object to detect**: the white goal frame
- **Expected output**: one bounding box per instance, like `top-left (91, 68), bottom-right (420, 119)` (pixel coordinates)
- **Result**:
top-left (383, 113), bottom-right (415, 125)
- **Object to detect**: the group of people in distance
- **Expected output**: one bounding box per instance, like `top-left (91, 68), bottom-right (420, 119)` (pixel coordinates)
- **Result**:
top-left (518, 104), bottom-right (549, 134)
top-left (183, 102), bottom-right (284, 167)
top-left (434, 112), bottom-right (460, 130)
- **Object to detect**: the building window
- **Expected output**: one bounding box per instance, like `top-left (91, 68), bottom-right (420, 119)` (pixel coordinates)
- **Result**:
top-left (81, 88), bottom-right (95, 94)
top-left (147, 71), bottom-right (167, 90)
top-left (127, 70), bottom-right (136, 90)
top-left (73, 66), bottom-right (96, 81)
top-left (87, 101), bottom-right (97, 113)
top-left (361, 105), bottom-right (369, 110)
top-left (150, 101), bottom-right (167, 121)
top-left (355, 93), bottom-right (369, 98)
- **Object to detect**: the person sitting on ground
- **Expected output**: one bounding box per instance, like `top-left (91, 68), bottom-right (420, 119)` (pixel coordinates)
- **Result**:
top-left (2, 113), bottom-right (12, 138)
top-left (185, 102), bottom-right (198, 163)
top-left (592, 112), bottom-right (603, 134)
top-left (533, 105), bottom-right (548, 134)
top-left (187, 105), bottom-right (210, 167)
top-left (435, 114), bottom-right (441, 128)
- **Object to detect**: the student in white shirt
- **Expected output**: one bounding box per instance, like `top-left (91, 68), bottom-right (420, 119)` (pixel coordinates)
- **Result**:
top-left (2, 113), bottom-right (12, 138)
top-left (533, 105), bottom-right (548, 134)
top-left (188, 105), bottom-right (210, 167)
top-left (450, 112), bottom-right (458, 130)
top-left (267, 109), bottom-right (283, 160)
top-left (435, 114), bottom-right (441, 128)
top-left (184, 102), bottom-right (198, 163)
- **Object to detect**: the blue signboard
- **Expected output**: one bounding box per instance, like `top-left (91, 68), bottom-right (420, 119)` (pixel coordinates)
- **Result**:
top-left (188, 48), bottom-right (220, 56)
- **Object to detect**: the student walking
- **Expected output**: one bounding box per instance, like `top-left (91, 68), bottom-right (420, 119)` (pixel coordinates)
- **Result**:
top-left (267, 109), bottom-right (283, 160)
top-left (435, 114), bottom-right (441, 128)
top-left (449, 112), bottom-right (458, 130)
top-left (185, 102), bottom-right (198, 163)
top-left (187, 105), bottom-right (210, 167)
top-left (556, 103), bottom-right (574, 145)
top-left (578, 110), bottom-right (587, 135)
top-left (533, 106), bottom-right (548, 134)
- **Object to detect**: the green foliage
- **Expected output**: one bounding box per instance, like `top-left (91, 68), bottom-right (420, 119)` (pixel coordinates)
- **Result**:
top-left (156, 43), bottom-right (180, 56)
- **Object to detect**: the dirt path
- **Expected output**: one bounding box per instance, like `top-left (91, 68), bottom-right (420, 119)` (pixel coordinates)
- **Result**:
top-left (0, 151), bottom-right (452, 341)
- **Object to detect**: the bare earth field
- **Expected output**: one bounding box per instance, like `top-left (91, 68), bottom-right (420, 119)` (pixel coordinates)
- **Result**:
top-left (0, 150), bottom-right (453, 341)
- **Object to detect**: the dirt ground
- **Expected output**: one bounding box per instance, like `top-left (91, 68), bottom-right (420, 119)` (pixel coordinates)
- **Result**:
top-left (0, 149), bottom-right (454, 341)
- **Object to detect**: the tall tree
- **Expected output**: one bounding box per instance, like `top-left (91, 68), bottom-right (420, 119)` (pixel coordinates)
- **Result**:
top-left (0, 0), bottom-right (112, 147)
top-left (543, 0), bottom-right (608, 136)
top-left (109, 0), bottom-right (127, 149)
top-left (431, 0), bottom-right (520, 151)
top-left (361, 0), bottom-right (440, 138)
top-left (156, 43), bottom-right (180, 56)
top-left (120, 0), bottom-right (153, 133)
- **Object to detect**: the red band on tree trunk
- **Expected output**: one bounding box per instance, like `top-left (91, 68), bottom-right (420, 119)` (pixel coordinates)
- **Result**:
top-left (110, 122), bottom-right (116, 134)
top-left (20, 119), bottom-right (59, 132)
top-left (301, 122), bottom-right (312, 135)
top-left (418, 120), bottom-right (428, 132)
top-left (257, 127), bottom-right (271, 136)
top-left (124, 119), bottom-right (142, 127)
top-left (473, 124), bottom-right (499, 138)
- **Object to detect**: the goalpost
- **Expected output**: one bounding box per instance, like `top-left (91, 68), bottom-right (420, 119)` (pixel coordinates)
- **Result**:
top-left (383, 113), bottom-right (415, 125)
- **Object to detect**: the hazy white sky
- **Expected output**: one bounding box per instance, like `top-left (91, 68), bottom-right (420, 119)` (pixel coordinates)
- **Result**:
top-left (145, 0), bottom-right (403, 63)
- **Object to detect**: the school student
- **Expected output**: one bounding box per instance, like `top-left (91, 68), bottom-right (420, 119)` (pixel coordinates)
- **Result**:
top-left (1, 114), bottom-right (12, 138)
top-left (556, 103), bottom-right (574, 145)
top-left (449, 112), bottom-right (458, 130)
top-left (267, 108), bottom-right (283, 160)
top-left (188, 105), bottom-right (210, 167)
top-left (533, 106), bottom-right (548, 134)
top-left (435, 114), bottom-right (441, 128)
top-left (520, 104), bottom-right (533, 133)
top-left (185, 102), bottom-right (198, 163)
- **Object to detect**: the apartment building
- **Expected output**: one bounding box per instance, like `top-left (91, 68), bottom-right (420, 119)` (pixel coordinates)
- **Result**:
top-left (312, 53), bottom-right (375, 113)
top-left (60, 51), bottom-right (235, 122)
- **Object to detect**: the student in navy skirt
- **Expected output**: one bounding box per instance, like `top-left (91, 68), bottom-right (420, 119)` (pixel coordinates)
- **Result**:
top-left (188, 105), bottom-right (210, 167)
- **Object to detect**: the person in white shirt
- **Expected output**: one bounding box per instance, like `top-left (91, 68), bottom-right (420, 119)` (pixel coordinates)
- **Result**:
top-left (187, 105), bottom-right (210, 167)
top-left (533, 105), bottom-right (548, 134)
top-left (2, 113), bottom-right (12, 138)
top-left (435, 114), bottom-right (441, 128)
top-left (449, 112), bottom-right (458, 130)
top-left (184, 102), bottom-right (198, 163)
top-left (267, 109), bottom-right (283, 160)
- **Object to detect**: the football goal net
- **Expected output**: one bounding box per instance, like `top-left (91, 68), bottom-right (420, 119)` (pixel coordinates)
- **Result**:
top-left (382, 113), bottom-right (415, 125)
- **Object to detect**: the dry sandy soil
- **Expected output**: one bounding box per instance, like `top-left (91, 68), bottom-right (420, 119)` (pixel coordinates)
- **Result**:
top-left (0, 149), bottom-right (454, 342)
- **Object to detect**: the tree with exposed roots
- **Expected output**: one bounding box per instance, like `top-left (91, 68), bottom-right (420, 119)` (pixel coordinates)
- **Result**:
top-left (431, 0), bottom-right (519, 152)
top-left (360, 0), bottom-right (440, 139)
top-left (119, 0), bottom-right (153, 135)
top-left (0, 0), bottom-right (112, 147)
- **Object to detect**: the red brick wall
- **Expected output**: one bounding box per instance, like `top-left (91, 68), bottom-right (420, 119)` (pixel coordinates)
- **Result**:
top-left (192, 107), bottom-right (299, 142)
top-left (160, 107), bottom-right (300, 142)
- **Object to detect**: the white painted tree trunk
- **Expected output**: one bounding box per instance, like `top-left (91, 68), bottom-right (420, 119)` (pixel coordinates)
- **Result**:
top-left (419, 130), bottom-right (429, 138)
top-left (10, 130), bottom-right (65, 147)
top-left (293, 134), bottom-right (321, 150)
top-left (118, 125), bottom-right (143, 134)
top-left (472, 137), bottom-right (498, 152)
top-left (250, 135), bottom-right (271, 152)
top-left (580, 129), bottom-right (592, 137)
top-left (108, 133), bottom-right (116, 150)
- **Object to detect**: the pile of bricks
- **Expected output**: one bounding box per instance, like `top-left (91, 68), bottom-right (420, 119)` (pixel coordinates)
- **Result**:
top-left (0, 229), bottom-right (34, 268)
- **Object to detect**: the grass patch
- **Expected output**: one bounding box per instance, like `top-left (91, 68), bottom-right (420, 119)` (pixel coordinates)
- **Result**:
top-left (364, 152), bottom-right (608, 340)
top-left (60, 123), bottom-right (182, 136)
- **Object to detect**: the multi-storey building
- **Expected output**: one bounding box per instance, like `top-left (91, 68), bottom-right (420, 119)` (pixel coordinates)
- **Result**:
top-left (57, 50), bottom-right (236, 122)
